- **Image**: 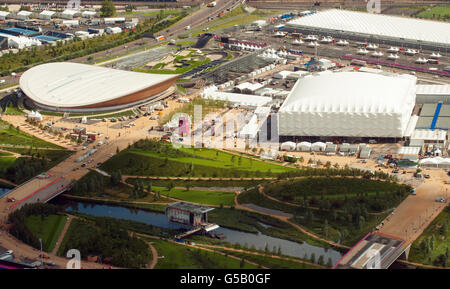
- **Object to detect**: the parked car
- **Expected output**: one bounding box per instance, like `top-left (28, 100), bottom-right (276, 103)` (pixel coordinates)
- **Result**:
top-left (436, 197), bottom-right (445, 203)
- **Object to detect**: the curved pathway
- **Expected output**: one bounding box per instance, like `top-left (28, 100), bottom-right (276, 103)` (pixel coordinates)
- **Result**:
top-left (51, 215), bottom-right (74, 255)
top-left (234, 189), bottom-right (350, 250)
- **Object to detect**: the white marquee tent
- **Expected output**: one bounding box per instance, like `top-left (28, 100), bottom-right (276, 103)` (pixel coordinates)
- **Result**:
top-left (297, 141), bottom-right (311, 151)
top-left (311, 142), bottom-right (326, 151)
top-left (280, 141), bottom-right (296, 151)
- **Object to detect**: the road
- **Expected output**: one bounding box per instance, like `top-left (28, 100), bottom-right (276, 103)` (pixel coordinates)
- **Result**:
top-left (0, 0), bottom-right (239, 93)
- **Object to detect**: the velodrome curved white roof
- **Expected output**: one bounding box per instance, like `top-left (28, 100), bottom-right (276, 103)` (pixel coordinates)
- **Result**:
top-left (278, 72), bottom-right (417, 137)
top-left (20, 63), bottom-right (176, 108)
top-left (287, 9), bottom-right (450, 46)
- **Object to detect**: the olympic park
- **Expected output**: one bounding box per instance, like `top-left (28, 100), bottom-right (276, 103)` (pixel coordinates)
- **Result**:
top-left (16, 8), bottom-right (450, 167)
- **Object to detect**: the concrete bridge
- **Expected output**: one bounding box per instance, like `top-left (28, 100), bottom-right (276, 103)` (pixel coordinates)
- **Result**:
top-left (333, 232), bottom-right (411, 269)
top-left (2, 176), bottom-right (71, 211)
top-left (334, 181), bottom-right (448, 269)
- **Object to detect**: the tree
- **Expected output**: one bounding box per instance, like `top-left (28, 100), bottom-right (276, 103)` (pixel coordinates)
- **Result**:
top-left (318, 255), bottom-right (324, 265)
top-left (310, 253), bottom-right (316, 263)
top-left (239, 258), bottom-right (245, 268)
top-left (168, 181), bottom-right (174, 192)
top-left (327, 257), bottom-right (333, 267)
top-left (100, 0), bottom-right (116, 17)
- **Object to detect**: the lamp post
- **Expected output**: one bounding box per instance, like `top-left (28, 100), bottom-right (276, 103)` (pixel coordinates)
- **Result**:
top-left (39, 238), bottom-right (43, 265)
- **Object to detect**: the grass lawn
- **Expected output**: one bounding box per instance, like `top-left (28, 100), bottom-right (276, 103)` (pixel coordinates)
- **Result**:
top-left (5, 106), bottom-right (24, 115)
top-left (135, 58), bottom-right (211, 74)
top-left (103, 146), bottom-right (293, 178)
top-left (148, 238), bottom-right (257, 269)
top-left (409, 206), bottom-right (450, 267)
top-left (127, 178), bottom-right (262, 188)
top-left (212, 248), bottom-right (323, 269)
top-left (0, 120), bottom-right (62, 149)
top-left (0, 157), bottom-right (16, 172)
top-left (25, 214), bottom-right (67, 252)
top-left (154, 186), bottom-right (235, 206)
top-left (416, 6), bottom-right (450, 20)
top-left (178, 147), bottom-right (293, 173)
top-left (0, 150), bottom-right (13, 157)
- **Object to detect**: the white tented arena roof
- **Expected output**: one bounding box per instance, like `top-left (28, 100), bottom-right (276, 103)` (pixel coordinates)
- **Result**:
top-left (287, 9), bottom-right (450, 46)
top-left (20, 63), bottom-right (176, 108)
top-left (278, 72), bottom-right (417, 137)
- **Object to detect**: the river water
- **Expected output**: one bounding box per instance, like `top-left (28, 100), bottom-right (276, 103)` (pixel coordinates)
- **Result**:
top-left (62, 200), bottom-right (343, 263)
top-left (0, 186), bottom-right (11, 199)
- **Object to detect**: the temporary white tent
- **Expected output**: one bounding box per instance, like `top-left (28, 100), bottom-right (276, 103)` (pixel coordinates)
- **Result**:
top-left (280, 141), bottom-right (296, 151)
top-left (311, 142), bottom-right (326, 151)
top-left (203, 91), bottom-right (272, 107)
top-left (16, 11), bottom-right (32, 20)
top-left (82, 11), bottom-right (97, 18)
top-left (420, 157), bottom-right (440, 168)
top-left (0, 11), bottom-right (10, 20)
top-left (297, 141), bottom-right (311, 151)
top-left (278, 72), bottom-right (417, 138)
top-left (39, 10), bottom-right (55, 20)
top-left (61, 9), bottom-right (79, 19)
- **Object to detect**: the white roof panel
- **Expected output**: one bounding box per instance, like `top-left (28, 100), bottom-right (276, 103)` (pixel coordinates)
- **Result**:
top-left (410, 129), bottom-right (447, 141)
top-left (287, 9), bottom-right (450, 46)
top-left (205, 92), bottom-right (271, 107)
top-left (20, 63), bottom-right (177, 108)
top-left (40, 10), bottom-right (56, 16)
top-left (416, 85), bottom-right (450, 96)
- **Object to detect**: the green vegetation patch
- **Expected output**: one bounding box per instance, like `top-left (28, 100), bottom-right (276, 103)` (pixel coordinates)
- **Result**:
top-left (101, 139), bottom-right (293, 178)
top-left (264, 177), bottom-right (411, 212)
top-left (0, 120), bottom-right (62, 149)
top-left (409, 205), bottom-right (450, 267)
top-left (238, 188), bottom-right (389, 246)
top-left (416, 6), bottom-right (450, 20)
top-left (148, 238), bottom-right (257, 269)
top-left (1, 149), bottom-right (73, 184)
top-left (153, 186), bottom-right (235, 206)
top-left (25, 214), bottom-right (67, 252)
top-left (58, 217), bottom-right (152, 268)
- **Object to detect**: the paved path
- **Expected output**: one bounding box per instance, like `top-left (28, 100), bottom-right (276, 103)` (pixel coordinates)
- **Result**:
top-left (136, 233), bottom-right (268, 269)
top-left (141, 239), bottom-right (158, 269)
top-left (51, 215), bottom-right (74, 255)
top-left (196, 243), bottom-right (327, 269)
top-left (0, 178), bottom-right (16, 187)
